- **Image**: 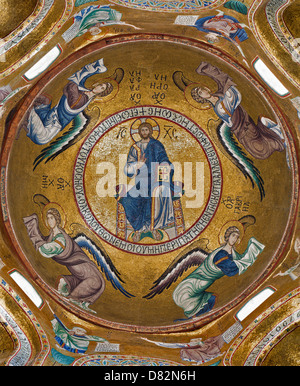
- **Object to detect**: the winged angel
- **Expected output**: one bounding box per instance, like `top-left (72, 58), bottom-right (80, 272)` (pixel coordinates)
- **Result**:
top-left (173, 62), bottom-right (286, 200)
top-left (21, 59), bottom-right (124, 170)
top-left (144, 215), bottom-right (264, 320)
top-left (23, 194), bottom-right (134, 313)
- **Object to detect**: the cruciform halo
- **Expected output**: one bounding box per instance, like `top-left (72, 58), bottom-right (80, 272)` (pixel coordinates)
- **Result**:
top-left (130, 117), bottom-right (160, 142)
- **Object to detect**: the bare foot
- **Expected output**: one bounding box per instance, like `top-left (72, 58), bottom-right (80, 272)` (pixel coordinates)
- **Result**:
top-left (153, 229), bottom-right (162, 241)
top-left (133, 231), bottom-right (141, 242)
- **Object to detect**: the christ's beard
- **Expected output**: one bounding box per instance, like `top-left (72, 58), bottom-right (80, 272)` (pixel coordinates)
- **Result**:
top-left (141, 134), bottom-right (151, 140)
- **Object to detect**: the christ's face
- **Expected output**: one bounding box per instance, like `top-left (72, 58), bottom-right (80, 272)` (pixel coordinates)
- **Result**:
top-left (92, 82), bottom-right (107, 95)
top-left (140, 126), bottom-right (151, 139)
top-left (47, 213), bottom-right (57, 229)
top-left (228, 232), bottom-right (240, 246)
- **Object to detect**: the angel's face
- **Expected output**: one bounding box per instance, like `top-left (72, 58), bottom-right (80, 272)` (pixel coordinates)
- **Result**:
top-left (206, 33), bottom-right (220, 44)
top-left (47, 213), bottom-right (57, 229)
top-left (228, 231), bottom-right (240, 246)
top-left (92, 82), bottom-right (107, 95)
top-left (89, 26), bottom-right (102, 35)
top-left (197, 87), bottom-right (211, 99)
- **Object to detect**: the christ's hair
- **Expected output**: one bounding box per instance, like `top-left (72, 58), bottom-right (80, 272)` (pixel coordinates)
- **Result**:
top-left (138, 122), bottom-right (153, 137)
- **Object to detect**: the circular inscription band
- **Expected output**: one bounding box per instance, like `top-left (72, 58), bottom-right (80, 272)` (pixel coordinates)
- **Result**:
top-left (73, 106), bottom-right (222, 255)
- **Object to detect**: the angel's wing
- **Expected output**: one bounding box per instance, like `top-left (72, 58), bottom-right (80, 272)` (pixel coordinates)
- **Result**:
top-left (69, 223), bottom-right (134, 298)
top-left (143, 238), bottom-right (210, 299)
top-left (209, 120), bottom-right (265, 200)
top-left (172, 71), bottom-right (195, 92)
top-left (33, 111), bottom-right (91, 170)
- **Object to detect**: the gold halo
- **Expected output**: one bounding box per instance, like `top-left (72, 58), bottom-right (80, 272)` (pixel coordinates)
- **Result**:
top-left (85, 77), bottom-right (119, 103)
top-left (218, 220), bottom-right (245, 246)
top-left (130, 117), bottom-right (160, 142)
top-left (42, 202), bottom-right (67, 230)
top-left (184, 76), bottom-right (218, 111)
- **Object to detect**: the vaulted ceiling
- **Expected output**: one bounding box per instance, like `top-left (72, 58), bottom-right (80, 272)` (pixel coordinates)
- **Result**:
top-left (0, 0), bottom-right (299, 367)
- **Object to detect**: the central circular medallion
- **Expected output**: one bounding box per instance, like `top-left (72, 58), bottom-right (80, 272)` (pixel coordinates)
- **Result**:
top-left (74, 106), bottom-right (222, 254)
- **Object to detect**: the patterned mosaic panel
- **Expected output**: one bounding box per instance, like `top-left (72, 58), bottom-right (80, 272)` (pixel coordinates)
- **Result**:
top-left (72, 354), bottom-right (182, 366)
top-left (108, 0), bottom-right (225, 12)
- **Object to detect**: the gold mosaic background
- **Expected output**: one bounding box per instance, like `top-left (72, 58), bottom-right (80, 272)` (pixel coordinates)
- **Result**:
top-left (0, 0), bottom-right (298, 367)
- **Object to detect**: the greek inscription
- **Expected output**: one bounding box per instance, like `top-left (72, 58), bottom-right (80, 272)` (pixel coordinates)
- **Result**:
top-left (129, 70), bottom-right (143, 104)
top-left (150, 73), bottom-right (168, 105)
top-left (41, 175), bottom-right (71, 190)
top-left (221, 195), bottom-right (250, 213)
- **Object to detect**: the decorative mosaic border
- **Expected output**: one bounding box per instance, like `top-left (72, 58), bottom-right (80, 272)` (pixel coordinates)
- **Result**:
top-left (0, 0), bottom-right (74, 79)
top-left (0, 0), bottom-right (54, 56)
top-left (244, 308), bottom-right (300, 365)
top-left (72, 354), bottom-right (183, 366)
top-left (265, 0), bottom-right (299, 60)
top-left (223, 287), bottom-right (300, 366)
top-left (0, 277), bottom-right (50, 366)
top-left (0, 0), bottom-right (48, 48)
top-left (108, 0), bottom-right (225, 13)
top-left (248, 0), bottom-right (300, 90)
top-left (0, 304), bottom-right (32, 366)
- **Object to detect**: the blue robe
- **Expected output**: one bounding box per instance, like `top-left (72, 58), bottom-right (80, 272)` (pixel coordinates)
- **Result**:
top-left (194, 15), bottom-right (248, 43)
top-left (26, 59), bottom-right (107, 145)
top-left (120, 138), bottom-right (179, 232)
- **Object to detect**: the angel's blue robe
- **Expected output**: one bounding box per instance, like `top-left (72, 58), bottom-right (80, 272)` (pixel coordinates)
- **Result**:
top-left (119, 138), bottom-right (181, 232)
top-left (194, 15), bottom-right (248, 43)
top-left (26, 59), bottom-right (107, 145)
